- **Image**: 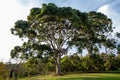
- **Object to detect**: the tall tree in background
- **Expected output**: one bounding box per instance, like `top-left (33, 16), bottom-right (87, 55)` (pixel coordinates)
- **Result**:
top-left (72, 11), bottom-right (113, 56)
top-left (10, 3), bottom-right (83, 75)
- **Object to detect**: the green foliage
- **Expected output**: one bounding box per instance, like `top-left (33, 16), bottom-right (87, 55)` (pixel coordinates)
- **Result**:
top-left (61, 56), bottom-right (74, 72)
top-left (0, 62), bottom-right (8, 80)
top-left (11, 20), bottom-right (30, 38)
top-left (72, 11), bottom-right (113, 55)
top-left (60, 53), bottom-right (120, 73)
top-left (9, 52), bottom-right (120, 78)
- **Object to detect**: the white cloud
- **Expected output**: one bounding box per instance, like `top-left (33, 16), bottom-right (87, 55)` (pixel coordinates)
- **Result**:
top-left (97, 4), bottom-right (110, 15)
top-left (97, 2), bottom-right (120, 33)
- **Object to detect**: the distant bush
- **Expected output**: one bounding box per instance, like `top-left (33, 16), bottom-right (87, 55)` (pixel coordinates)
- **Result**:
top-left (0, 62), bottom-right (8, 80)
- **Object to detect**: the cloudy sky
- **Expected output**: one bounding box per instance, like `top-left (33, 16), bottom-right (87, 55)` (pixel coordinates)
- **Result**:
top-left (0, 0), bottom-right (120, 62)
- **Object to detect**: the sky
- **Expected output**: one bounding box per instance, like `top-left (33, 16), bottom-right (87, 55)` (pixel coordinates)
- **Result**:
top-left (0, 0), bottom-right (120, 62)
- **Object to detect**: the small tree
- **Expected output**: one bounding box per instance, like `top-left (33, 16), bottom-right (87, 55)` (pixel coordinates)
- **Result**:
top-left (0, 62), bottom-right (7, 80)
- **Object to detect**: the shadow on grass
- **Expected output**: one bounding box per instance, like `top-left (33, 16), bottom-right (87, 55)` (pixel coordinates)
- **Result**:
top-left (53, 77), bottom-right (120, 80)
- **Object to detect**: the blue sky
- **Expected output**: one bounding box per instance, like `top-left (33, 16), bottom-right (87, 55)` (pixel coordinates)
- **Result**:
top-left (19, 0), bottom-right (112, 11)
top-left (0, 0), bottom-right (120, 62)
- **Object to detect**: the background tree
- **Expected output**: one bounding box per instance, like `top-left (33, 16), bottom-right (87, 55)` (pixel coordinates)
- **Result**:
top-left (72, 11), bottom-right (113, 56)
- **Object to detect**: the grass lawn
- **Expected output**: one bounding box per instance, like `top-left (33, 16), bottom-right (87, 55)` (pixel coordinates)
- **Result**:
top-left (19, 73), bottom-right (120, 80)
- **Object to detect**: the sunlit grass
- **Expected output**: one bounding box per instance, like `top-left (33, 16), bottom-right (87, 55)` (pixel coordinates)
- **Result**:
top-left (19, 73), bottom-right (120, 80)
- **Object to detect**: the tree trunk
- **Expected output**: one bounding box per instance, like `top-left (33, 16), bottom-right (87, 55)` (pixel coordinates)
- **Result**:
top-left (88, 42), bottom-right (94, 56)
top-left (88, 46), bottom-right (93, 56)
top-left (56, 54), bottom-right (61, 75)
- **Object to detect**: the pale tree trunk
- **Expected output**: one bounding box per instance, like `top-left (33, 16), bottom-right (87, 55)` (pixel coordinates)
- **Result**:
top-left (56, 53), bottom-right (61, 75)
top-left (87, 42), bottom-right (94, 57)
top-left (88, 46), bottom-right (93, 56)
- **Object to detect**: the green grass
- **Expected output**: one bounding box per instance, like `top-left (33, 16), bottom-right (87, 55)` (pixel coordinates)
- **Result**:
top-left (19, 73), bottom-right (120, 80)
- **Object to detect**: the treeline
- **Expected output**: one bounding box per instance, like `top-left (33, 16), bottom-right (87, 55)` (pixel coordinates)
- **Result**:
top-left (1, 53), bottom-right (120, 79)
top-left (0, 53), bottom-right (120, 79)
top-left (18, 53), bottom-right (120, 76)
top-left (61, 53), bottom-right (120, 72)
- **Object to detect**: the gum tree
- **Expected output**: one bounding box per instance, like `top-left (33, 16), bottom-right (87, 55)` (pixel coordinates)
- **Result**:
top-left (11, 3), bottom-right (83, 75)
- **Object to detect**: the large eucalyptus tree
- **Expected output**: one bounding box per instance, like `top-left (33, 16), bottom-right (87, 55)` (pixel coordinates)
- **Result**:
top-left (11, 3), bottom-right (83, 75)
top-left (73, 11), bottom-right (113, 56)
